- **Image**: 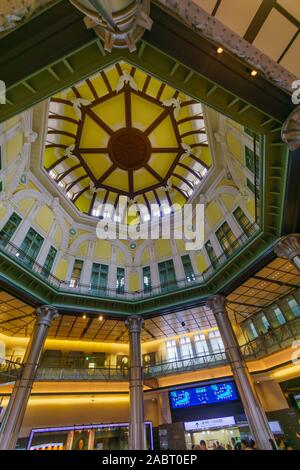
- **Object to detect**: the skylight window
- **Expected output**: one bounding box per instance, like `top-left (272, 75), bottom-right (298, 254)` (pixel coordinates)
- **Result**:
top-left (49, 169), bottom-right (57, 180)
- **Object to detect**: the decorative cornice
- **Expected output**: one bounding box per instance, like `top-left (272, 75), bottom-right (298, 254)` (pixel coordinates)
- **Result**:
top-left (274, 233), bottom-right (300, 261)
top-left (282, 106), bottom-right (300, 151)
top-left (0, 0), bottom-right (55, 37)
top-left (35, 305), bottom-right (59, 326)
top-left (125, 315), bottom-right (144, 333)
top-left (157, 0), bottom-right (297, 94)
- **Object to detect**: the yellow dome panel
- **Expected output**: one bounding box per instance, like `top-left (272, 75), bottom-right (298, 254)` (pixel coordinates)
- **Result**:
top-left (148, 152), bottom-right (178, 179)
top-left (79, 114), bottom-right (110, 148)
top-left (148, 115), bottom-right (178, 148)
top-left (133, 168), bottom-right (158, 192)
top-left (131, 93), bottom-right (162, 131)
top-left (80, 153), bottom-right (111, 180)
top-left (91, 93), bottom-right (126, 131)
top-left (104, 168), bottom-right (128, 192)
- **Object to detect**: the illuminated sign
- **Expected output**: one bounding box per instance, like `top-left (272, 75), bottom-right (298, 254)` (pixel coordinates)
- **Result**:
top-left (269, 421), bottom-right (283, 434)
top-left (184, 416), bottom-right (235, 431)
top-left (294, 394), bottom-right (300, 409)
top-left (169, 381), bottom-right (238, 409)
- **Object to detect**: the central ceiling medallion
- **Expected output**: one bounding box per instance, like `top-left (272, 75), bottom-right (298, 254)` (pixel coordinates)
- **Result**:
top-left (44, 61), bottom-right (212, 218)
top-left (109, 128), bottom-right (151, 170)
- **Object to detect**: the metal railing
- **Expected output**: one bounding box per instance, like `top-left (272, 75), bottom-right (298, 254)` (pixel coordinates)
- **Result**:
top-left (35, 366), bottom-right (129, 381)
top-left (0, 359), bottom-right (23, 385)
top-left (144, 352), bottom-right (227, 378)
top-left (34, 351), bottom-right (227, 382)
top-left (0, 223), bottom-right (259, 301)
top-left (3, 317), bottom-right (300, 384)
top-left (33, 316), bottom-right (300, 382)
top-left (240, 316), bottom-right (300, 360)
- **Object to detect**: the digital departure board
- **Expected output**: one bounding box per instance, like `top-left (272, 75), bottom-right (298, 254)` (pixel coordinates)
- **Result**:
top-left (169, 381), bottom-right (238, 409)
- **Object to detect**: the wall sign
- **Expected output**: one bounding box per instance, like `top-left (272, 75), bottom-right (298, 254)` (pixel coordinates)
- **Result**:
top-left (184, 416), bottom-right (236, 431)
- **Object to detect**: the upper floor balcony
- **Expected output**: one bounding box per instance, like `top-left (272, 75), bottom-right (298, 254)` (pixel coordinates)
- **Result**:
top-left (0, 223), bottom-right (260, 304)
top-left (1, 315), bottom-right (299, 386)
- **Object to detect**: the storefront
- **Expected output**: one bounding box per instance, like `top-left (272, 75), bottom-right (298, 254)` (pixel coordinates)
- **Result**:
top-left (159, 380), bottom-right (247, 449)
top-left (27, 422), bottom-right (154, 450)
top-left (184, 416), bottom-right (241, 449)
top-left (160, 380), bottom-right (286, 450)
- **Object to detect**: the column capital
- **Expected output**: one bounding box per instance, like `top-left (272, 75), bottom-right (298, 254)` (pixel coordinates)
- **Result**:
top-left (282, 106), bottom-right (300, 151)
top-left (35, 305), bottom-right (59, 326)
top-left (206, 295), bottom-right (227, 315)
top-left (274, 233), bottom-right (300, 260)
top-left (125, 316), bottom-right (144, 333)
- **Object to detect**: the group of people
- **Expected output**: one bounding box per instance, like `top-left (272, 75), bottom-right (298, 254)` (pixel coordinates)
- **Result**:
top-left (193, 436), bottom-right (293, 450)
top-left (193, 437), bottom-right (251, 450)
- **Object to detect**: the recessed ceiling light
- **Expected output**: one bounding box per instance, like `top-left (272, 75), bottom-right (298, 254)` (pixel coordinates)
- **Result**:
top-left (217, 47), bottom-right (223, 54)
top-left (251, 70), bottom-right (258, 77)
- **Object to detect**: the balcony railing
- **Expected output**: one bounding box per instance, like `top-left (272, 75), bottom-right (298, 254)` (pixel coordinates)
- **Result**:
top-left (35, 366), bottom-right (129, 381)
top-left (0, 223), bottom-right (259, 301)
top-left (144, 352), bottom-right (227, 378)
top-left (32, 316), bottom-right (300, 382)
top-left (33, 351), bottom-right (227, 382)
top-left (0, 359), bottom-right (23, 385)
top-left (3, 317), bottom-right (300, 384)
top-left (240, 316), bottom-right (300, 360)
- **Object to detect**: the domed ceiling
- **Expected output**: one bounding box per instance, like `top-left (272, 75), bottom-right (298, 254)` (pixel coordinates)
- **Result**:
top-left (44, 61), bottom-right (212, 219)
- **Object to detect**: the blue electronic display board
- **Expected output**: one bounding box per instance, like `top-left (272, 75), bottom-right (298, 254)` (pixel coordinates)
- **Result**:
top-left (169, 381), bottom-right (238, 409)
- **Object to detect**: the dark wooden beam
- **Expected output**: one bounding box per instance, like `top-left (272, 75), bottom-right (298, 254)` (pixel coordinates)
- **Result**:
top-left (73, 185), bottom-right (90, 202)
top-left (144, 164), bottom-right (164, 182)
top-left (86, 78), bottom-right (98, 100)
top-left (144, 108), bottom-right (170, 136)
top-left (173, 173), bottom-right (194, 189)
top-left (128, 170), bottom-right (134, 198)
top-left (101, 71), bottom-right (113, 93)
top-left (48, 129), bottom-right (77, 139)
top-left (180, 129), bottom-right (206, 139)
top-left (48, 114), bottom-right (78, 125)
top-left (46, 155), bottom-right (68, 171)
top-left (86, 108), bottom-right (114, 136)
top-left (57, 163), bottom-right (81, 182)
top-left (124, 87), bottom-right (132, 128)
top-left (88, 192), bottom-right (97, 216)
top-left (66, 174), bottom-right (88, 192)
top-left (178, 162), bottom-right (202, 180)
top-left (142, 75), bottom-right (151, 94)
top-left (78, 147), bottom-right (109, 153)
top-left (96, 164), bottom-right (117, 185)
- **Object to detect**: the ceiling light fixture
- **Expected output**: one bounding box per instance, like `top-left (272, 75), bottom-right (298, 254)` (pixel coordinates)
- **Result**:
top-left (83, 314), bottom-right (86, 319)
top-left (217, 47), bottom-right (223, 54)
top-left (251, 70), bottom-right (258, 77)
top-left (99, 315), bottom-right (103, 321)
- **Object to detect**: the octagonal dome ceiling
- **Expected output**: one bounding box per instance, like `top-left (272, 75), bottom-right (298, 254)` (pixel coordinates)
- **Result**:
top-left (44, 61), bottom-right (212, 219)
